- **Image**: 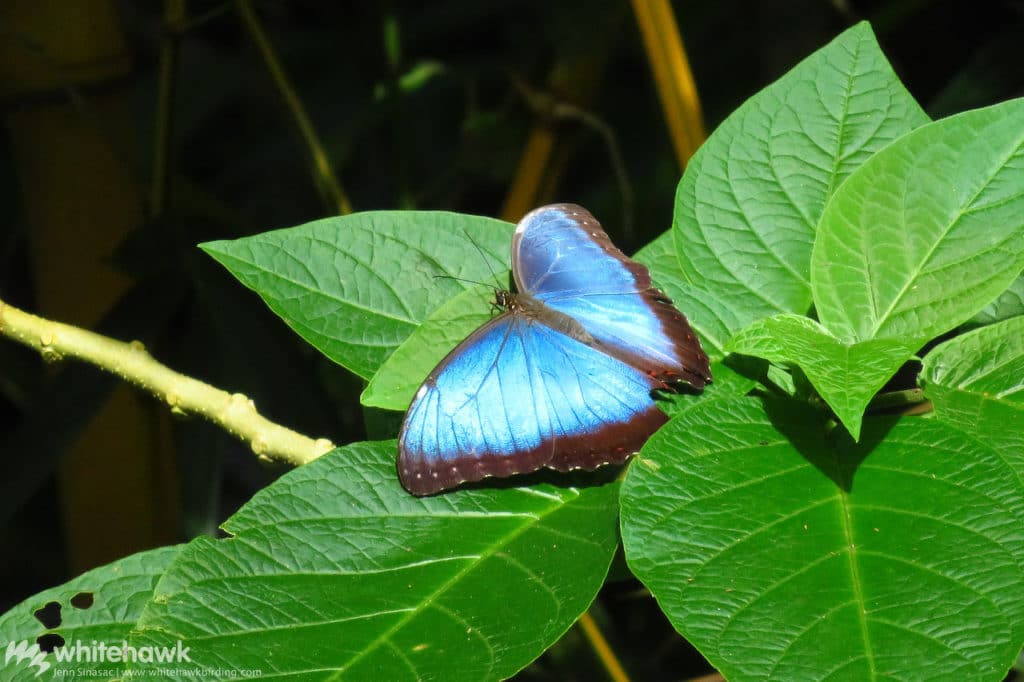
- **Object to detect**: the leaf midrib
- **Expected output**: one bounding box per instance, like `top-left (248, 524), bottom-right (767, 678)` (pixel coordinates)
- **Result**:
top-left (838, 473), bottom-right (876, 679)
top-left (210, 248), bottom-right (419, 327)
top-left (868, 127), bottom-right (1024, 339)
top-left (324, 494), bottom-right (580, 681)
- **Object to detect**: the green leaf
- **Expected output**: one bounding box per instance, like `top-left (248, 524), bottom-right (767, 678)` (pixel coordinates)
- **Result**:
top-left (765, 363), bottom-right (798, 397)
top-left (921, 315), bottom-right (1024, 478)
top-left (812, 97), bottom-right (1024, 343)
top-left (727, 314), bottom-right (917, 438)
top-left (653, 360), bottom-right (756, 421)
top-left (635, 231), bottom-right (746, 358)
top-left (398, 60), bottom-right (446, 92)
top-left (698, 360), bottom-right (759, 401)
top-left (201, 211), bottom-right (513, 380)
top-left (362, 284), bottom-right (493, 410)
top-left (127, 441), bottom-right (620, 681)
top-left (635, 232), bottom-right (759, 402)
top-left (674, 22), bottom-right (928, 342)
top-left (621, 398), bottom-right (1024, 682)
top-left (970, 275), bottom-right (1024, 327)
top-left (0, 546), bottom-right (180, 681)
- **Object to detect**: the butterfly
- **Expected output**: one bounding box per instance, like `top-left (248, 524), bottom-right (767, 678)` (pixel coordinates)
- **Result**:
top-left (398, 204), bottom-right (711, 496)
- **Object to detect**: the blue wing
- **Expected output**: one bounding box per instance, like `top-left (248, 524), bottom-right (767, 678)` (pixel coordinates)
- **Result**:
top-left (513, 204), bottom-right (710, 388)
top-left (398, 309), bottom-right (667, 496)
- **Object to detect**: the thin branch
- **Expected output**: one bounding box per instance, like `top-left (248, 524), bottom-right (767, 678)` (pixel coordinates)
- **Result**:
top-left (179, 1), bottom-right (232, 32)
top-left (0, 298), bottom-right (335, 466)
top-left (151, 0), bottom-right (187, 217)
top-left (234, 0), bottom-right (352, 215)
top-left (577, 610), bottom-right (631, 682)
top-left (510, 75), bottom-right (635, 241)
top-left (867, 388), bottom-right (931, 415)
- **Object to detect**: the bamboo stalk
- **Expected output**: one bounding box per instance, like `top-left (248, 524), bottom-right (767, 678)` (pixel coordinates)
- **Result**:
top-left (577, 610), bottom-right (631, 682)
top-left (501, 126), bottom-right (557, 222)
top-left (630, 0), bottom-right (706, 168)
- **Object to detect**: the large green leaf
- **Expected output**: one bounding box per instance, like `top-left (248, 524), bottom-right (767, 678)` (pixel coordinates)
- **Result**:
top-left (635, 231), bottom-right (746, 359)
top-left (362, 284), bottom-right (493, 410)
top-left (970, 275), bottom-right (1024, 327)
top-left (921, 315), bottom-right (1024, 479)
top-left (727, 314), bottom-right (917, 438)
top-left (0, 546), bottom-right (180, 681)
top-left (673, 22), bottom-right (928, 345)
top-left (631, 229), bottom-right (761, 404)
top-left (126, 441), bottom-right (620, 681)
top-left (202, 212), bottom-right (513, 380)
top-left (621, 398), bottom-right (1024, 682)
top-left (812, 97), bottom-right (1024, 343)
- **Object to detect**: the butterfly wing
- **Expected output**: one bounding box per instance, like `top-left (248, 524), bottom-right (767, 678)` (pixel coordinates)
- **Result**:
top-left (513, 204), bottom-right (711, 388)
top-left (398, 308), bottom-right (667, 496)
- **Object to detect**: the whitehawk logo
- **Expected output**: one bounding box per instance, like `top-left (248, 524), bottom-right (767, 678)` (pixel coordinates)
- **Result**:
top-left (4, 640), bottom-right (51, 677)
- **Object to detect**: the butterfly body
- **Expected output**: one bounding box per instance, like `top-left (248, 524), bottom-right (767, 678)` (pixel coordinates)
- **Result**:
top-left (398, 204), bottom-right (710, 496)
top-left (496, 290), bottom-right (596, 345)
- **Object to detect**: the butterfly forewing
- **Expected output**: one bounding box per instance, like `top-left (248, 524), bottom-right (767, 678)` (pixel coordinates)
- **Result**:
top-left (513, 204), bottom-right (710, 388)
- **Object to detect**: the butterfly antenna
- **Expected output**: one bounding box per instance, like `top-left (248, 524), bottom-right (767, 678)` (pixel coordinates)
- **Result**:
top-left (432, 274), bottom-right (491, 288)
top-left (462, 228), bottom-right (507, 291)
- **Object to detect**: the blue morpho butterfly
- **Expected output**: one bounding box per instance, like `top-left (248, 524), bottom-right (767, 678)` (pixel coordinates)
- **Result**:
top-left (398, 204), bottom-right (711, 496)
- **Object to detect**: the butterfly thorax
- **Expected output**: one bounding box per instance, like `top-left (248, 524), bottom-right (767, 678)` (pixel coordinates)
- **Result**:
top-left (499, 290), bottom-right (596, 346)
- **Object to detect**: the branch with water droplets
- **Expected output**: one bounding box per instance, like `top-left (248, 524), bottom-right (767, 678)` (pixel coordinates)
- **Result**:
top-left (0, 297), bottom-right (335, 466)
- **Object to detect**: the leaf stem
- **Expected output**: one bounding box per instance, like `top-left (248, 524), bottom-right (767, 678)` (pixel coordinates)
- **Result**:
top-left (867, 388), bottom-right (931, 414)
top-left (0, 298), bottom-right (335, 466)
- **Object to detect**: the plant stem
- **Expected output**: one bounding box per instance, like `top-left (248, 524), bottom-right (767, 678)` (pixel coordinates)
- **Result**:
top-left (510, 75), bottom-right (635, 241)
top-left (234, 0), bottom-right (352, 215)
top-left (150, 0), bottom-right (186, 217)
top-left (629, 0), bottom-right (705, 168)
top-left (577, 610), bottom-right (631, 682)
top-left (0, 298), bottom-right (335, 466)
top-left (867, 388), bottom-right (931, 414)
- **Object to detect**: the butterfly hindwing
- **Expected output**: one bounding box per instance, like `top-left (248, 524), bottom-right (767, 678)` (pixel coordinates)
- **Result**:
top-left (398, 310), bottom-right (667, 496)
top-left (513, 204), bottom-right (711, 388)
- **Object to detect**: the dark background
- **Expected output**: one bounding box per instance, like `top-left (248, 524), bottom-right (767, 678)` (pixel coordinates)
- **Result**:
top-left (1, 1), bottom-right (1022, 678)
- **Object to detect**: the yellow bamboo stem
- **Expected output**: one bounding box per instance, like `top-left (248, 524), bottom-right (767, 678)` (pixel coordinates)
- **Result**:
top-left (501, 125), bottom-right (557, 222)
top-left (577, 610), bottom-right (631, 682)
top-left (630, 0), bottom-right (706, 168)
top-left (0, 298), bottom-right (336, 467)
